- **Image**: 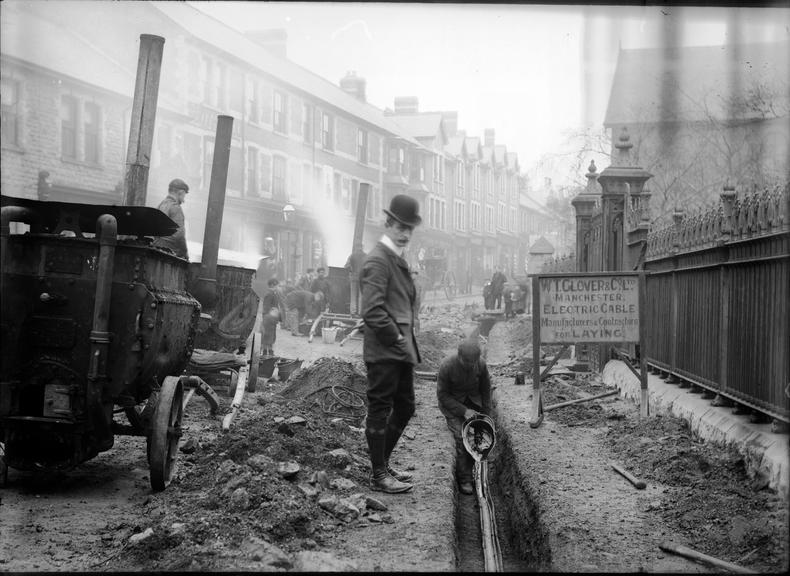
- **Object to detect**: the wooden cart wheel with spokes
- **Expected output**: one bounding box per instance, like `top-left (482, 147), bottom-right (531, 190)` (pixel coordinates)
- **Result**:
top-left (147, 376), bottom-right (184, 491)
top-left (246, 331), bottom-right (262, 392)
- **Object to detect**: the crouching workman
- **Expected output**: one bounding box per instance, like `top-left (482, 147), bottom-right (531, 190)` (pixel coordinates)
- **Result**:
top-left (436, 340), bottom-right (492, 495)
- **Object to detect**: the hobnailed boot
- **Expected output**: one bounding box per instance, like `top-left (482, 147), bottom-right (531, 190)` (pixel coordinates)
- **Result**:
top-left (370, 468), bottom-right (413, 494)
top-left (383, 420), bottom-right (413, 483)
top-left (367, 419), bottom-right (412, 493)
top-left (385, 461), bottom-right (413, 483)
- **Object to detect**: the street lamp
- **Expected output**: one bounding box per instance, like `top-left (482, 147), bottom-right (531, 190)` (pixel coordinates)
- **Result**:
top-left (282, 203), bottom-right (295, 222)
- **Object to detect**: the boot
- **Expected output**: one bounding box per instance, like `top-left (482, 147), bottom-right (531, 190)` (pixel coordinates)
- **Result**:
top-left (370, 468), bottom-right (413, 494)
top-left (386, 460), bottom-right (413, 482)
top-left (383, 420), bottom-right (413, 482)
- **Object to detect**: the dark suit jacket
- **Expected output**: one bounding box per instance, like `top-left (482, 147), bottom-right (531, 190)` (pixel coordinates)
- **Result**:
top-left (436, 354), bottom-right (492, 419)
top-left (360, 242), bottom-right (421, 365)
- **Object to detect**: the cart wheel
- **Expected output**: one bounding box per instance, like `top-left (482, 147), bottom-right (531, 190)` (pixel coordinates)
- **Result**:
top-left (147, 376), bottom-right (184, 491)
top-left (247, 331), bottom-right (262, 392)
top-left (443, 270), bottom-right (457, 300)
top-left (0, 443), bottom-right (8, 488)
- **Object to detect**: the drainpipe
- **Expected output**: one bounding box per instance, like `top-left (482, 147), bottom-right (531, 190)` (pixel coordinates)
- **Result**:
top-left (123, 34), bottom-right (165, 206)
top-left (192, 115), bottom-right (234, 310)
top-left (87, 214), bottom-right (118, 450)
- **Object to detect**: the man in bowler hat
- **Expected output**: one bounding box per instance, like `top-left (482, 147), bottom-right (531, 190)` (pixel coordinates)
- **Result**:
top-left (360, 194), bottom-right (422, 493)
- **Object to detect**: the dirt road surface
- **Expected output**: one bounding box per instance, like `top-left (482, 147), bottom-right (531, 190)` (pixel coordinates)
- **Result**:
top-left (1, 299), bottom-right (787, 572)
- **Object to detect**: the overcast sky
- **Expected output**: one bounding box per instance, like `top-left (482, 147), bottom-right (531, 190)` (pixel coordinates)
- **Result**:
top-left (190, 2), bottom-right (790, 191)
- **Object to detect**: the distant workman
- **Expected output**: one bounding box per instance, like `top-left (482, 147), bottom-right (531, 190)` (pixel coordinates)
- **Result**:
top-left (360, 194), bottom-right (422, 494)
top-left (153, 178), bottom-right (189, 259)
top-left (490, 267), bottom-right (507, 309)
top-left (285, 288), bottom-right (324, 336)
top-left (311, 267), bottom-right (332, 305)
top-left (436, 340), bottom-right (492, 495)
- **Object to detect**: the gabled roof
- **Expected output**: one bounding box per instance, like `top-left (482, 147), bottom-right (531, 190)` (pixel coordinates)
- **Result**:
top-left (529, 236), bottom-right (555, 255)
top-left (604, 41), bottom-right (790, 126)
top-left (465, 137), bottom-right (482, 161)
top-left (445, 135), bottom-right (467, 158)
top-left (389, 113), bottom-right (447, 146)
top-left (481, 145), bottom-right (494, 165)
top-left (494, 145), bottom-right (507, 166)
top-left (506, 152), bottom-right (519, 171)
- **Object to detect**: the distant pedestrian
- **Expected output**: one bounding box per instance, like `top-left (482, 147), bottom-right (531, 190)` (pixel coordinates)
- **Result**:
top-left (490, 267), bottom-right (506, 309)
top-left (260, 278), bottom-right (283, 355)
top-left (360, 194), bottom-right (422, 494)
top-left (261, 307), bottom-right (280, 356)
top-left (503, 284), bottom-right (514, 319)
top-left (483, 281), bottom-right (493, 310)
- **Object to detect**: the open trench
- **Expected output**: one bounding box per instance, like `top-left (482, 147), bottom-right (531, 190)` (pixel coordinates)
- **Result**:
top-left (452, 414), bottom-right (548, 572)
top-left (452, 317), bottom-right (549, 572)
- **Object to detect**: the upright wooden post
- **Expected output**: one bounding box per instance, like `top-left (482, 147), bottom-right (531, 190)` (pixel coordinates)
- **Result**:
top-left (530, 275), bottom-right (543, 427)
top-left (124, 34), bottom-right (165, 206)
top-left (638, 271), bottom-right (649, 417)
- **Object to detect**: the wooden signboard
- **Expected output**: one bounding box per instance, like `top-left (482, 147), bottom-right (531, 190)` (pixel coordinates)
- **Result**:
top-left (530, 272), bottom-right (648, 427)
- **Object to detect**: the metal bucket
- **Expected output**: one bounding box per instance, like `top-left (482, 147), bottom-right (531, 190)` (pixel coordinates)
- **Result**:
top-left (462, 413), bottom-right (496, 461)
top-left (322, 326), bottom-right (340, 343)
top-left (276, 358), bottom-right (303, 382)
top-left (258, 355), bottom-right (279, 378)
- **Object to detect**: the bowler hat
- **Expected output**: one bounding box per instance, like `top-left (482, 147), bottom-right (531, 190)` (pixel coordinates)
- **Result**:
top-left (383, 194), bottom-right (422, 227)
top-left (169, 178), bottom-right (189, 192)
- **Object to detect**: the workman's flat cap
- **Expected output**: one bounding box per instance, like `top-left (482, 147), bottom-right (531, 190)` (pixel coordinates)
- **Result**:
top-left (169, 178), bottom-right (189, 192)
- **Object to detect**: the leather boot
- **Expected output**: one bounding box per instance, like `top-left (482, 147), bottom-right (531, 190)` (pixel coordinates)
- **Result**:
top-left (383, 420), bottom-right (412, 482)
top-left (370, 468), bottom-right (413, 493)
top-left (385, 461), bottom-right (413, 482)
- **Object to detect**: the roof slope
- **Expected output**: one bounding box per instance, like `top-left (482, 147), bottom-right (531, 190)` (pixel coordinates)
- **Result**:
top-left (529, 236), bottom-right (555, 254)
top-left (604, 41), bottom-right (790, 126)
top-left (389, 113), bottom-right (446, 142)
top-left (1, 2), bottom-right (134, 97)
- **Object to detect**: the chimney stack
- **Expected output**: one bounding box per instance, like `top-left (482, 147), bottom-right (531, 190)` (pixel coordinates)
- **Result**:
top-left (484, 128), bottom-right (495, 147)
top-left (339, 71), bottom-right (367, 102)
top-left (441, 111), bottom-right (458, 137)
top-left (394, 96), bottom-right (419, 114)
top-left (245, 29), bottom-right (288, 58)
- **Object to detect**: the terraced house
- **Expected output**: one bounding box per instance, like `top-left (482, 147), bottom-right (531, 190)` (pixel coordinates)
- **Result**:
top-left (1, 0), bottom-right (560, 287)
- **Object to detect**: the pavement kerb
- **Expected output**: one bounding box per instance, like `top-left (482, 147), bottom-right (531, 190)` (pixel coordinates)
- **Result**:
top-left (602, 359), bottom-right (789, 498)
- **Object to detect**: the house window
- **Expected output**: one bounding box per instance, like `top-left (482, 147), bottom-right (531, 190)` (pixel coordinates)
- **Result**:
top-left (203, 136), bottom-right (214, 188)
top-left (247, 147), bottom-right (258, 196)
top-left (358, 129), bottom-right (368, 163)
top-left (322, 112), bottom-right (334, 150)
top-left (247, 78), bottom-right (259, 124)
top-left (273, 91), bottom-right (287, 133)
top-left (215, 62), bottom-right (226, 109)
top-left (272, 155), bottom-right (287, 200)
top-left (228, 145), bottom-right (243, 194)
top-left (84, 102), bottom-right (100, 164)
top-left (60, 95), bottom-right (78, 160)
top-left (187, 51), bottom-right (201, 99)
top-left (260, 153), bottom-right (272, 198)
top-left (1, 77), bottom-right (20, 148)
top-left (302, 103), bottom-right (312, 143)
top-left (289, 97), bottom-right (302, 137)
top-left (183, 133), bottom-right (202, 181)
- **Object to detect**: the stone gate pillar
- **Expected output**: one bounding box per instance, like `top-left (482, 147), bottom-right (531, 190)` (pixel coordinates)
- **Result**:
top-left (596, 128), bottom-right (652, 272)
top-left (571, 160), bottom-right (601, 272)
